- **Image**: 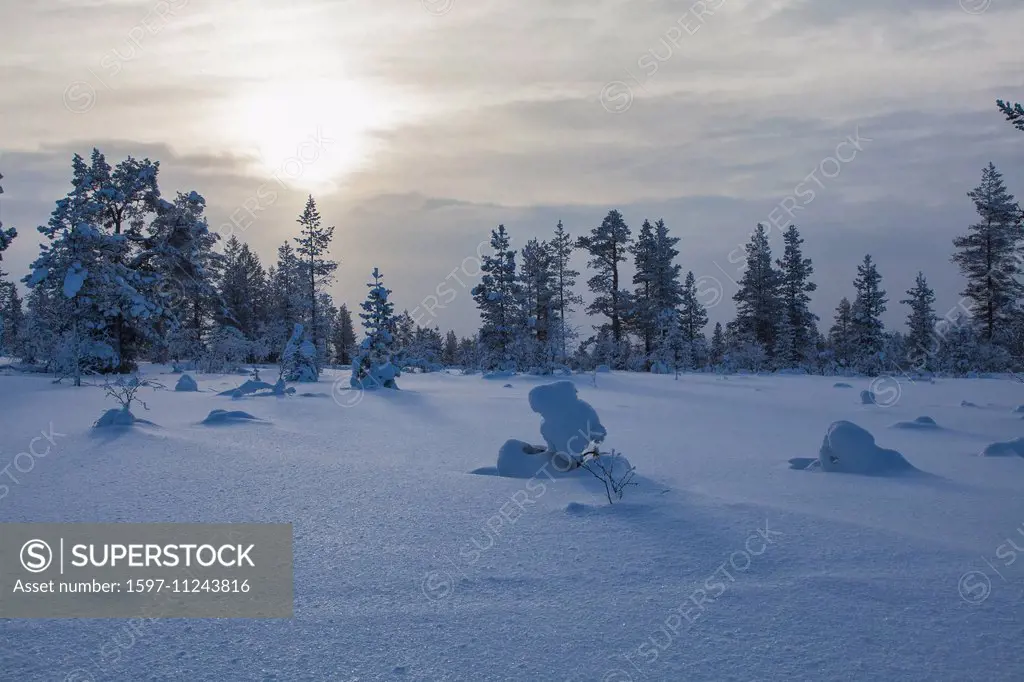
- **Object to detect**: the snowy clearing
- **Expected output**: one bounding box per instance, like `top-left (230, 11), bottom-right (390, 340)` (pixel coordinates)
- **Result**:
top-left (0, 368), bottom-right (1022, 681)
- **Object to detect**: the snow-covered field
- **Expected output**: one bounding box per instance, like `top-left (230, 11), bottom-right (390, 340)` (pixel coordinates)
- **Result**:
top-left (1, 368), bottom-right (1022, 681)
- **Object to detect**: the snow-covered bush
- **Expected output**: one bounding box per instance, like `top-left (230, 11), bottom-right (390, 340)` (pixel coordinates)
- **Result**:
top-left (281, 323), bottom-right (319, 383)
top-left (175, 373), bottom-right (198, 392)
top-left (200, 326), bottom-right (249, 373)
top-left (94, 374), bottom-right (163, 428)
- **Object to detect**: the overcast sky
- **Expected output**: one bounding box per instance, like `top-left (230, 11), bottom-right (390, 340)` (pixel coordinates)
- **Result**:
top-left (1, 0), bottom-right (1022, 336)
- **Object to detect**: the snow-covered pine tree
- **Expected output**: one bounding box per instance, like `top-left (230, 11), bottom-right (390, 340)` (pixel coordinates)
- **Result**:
top-left (630, 219), bottom-right (659, 358)
top-left (775, 225), bottom-right (818, 367)
top-left (24, 153), bottom-right (167, 383)
top-left (850, 255), bottom-right (888, 372)
top-left (442, 329), bottom-right (458, 366)
top-left (901, 272), bottom-right (937, 371)
top-left (332, 304), bottom-right (356, 365)
top-left (732, 224), bottom-right (782, 355)
top-left (137, 190), bottom-right (224, 365)
top-left (219, 236), bottom-right (268, 343)
top-left (997, 99), bottom-right (1024, 132)
top-left (0, 171), bottom-right (18, 357)
top-left (78, 150), bottom-right (161, 372)
top-left (279, 322), bottom-right (318, 382)
top-left (549, 220), bottom-right (582, 363)
top-left (710, 322), bottom-right (725, 367)
top-left (828, 297), bottom-right (855, 368)
top-left (265, 242), bottom-right (305, 357)
top-left (952, 164), bottom-right (1023, 343)
top-left (472, 225), bottom-right (522, 371)
top-left (294, 196), bottom-right (338, 364)
top-left (577, 210), bottom-right (632, 366)
top-left (351, 267), bottom-right (399, 389)
top-left (392, 310), bottom-right (415, 367)
top-left (0, 172), bottom-right (15, 260)
top-left (678, 271), bottom-right (708, 369)
top-left (519, 238), bottom-right (556, 371)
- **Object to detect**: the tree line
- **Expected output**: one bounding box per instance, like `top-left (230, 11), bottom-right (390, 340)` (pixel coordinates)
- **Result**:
top-left (0, 100), bottom-right (1022, 380)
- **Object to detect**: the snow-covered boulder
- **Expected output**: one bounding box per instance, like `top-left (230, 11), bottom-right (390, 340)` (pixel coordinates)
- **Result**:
top-left (891, 416), bottom-right (940, 430)
top-left (528, 381), bottom-right (606, 458)
top-left (496, 439), bottom-right (561, 478)
top-left (860, 390), bottom-right (876, 405)
top-left (833, 382), bottom-right (852, 388)
top-left (816, 421), bottom-right (918, 475)
top-left (175, 374), bottom-right (198, 392)
top-left (961, 400), bottom-right (979, 408)
top-left (1013, 405), bottom-right (1024, 414)
top-left (979, 438), bottom-right (1024, 458)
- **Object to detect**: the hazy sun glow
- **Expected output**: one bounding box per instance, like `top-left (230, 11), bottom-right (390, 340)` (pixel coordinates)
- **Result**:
top-left (225, 78), bottom-right (400, 192)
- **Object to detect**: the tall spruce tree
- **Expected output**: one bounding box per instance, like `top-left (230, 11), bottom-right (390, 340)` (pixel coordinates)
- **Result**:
top-left (732, 224), bottom-right (782, 354)
top-left (332, 304), bottom-right (356, 365)
top-left (775, 225), bottom-right (818, 365)
top-left (829, 297), bottom-right (855, 367)
top-left (678, 271), bottom-right (708, 367)
top-left (549, 220), bottom-right (581, 363)
top-left (472, 225), bottom-right (521, 370)
top-left (294, 196), bottom-right (338, 359)
top-left (578, 210), bottom-right (632, 365)
top-left (630, 219), bottom-right (659, 356)
top-left (850, 255), bottom-right (888, 367)
top-left (951, 164), bottom-right (1022, 342)
top-left (351, 267), bottom-right (399, 389)
top-left (519, 238), bottom-right (556, 370)
top-left (901, 271), bottom-right (937, 370)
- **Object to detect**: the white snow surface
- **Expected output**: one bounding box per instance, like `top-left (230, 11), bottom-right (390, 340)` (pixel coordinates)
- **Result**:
top-left (1, 368), bottom-right (1022, 681)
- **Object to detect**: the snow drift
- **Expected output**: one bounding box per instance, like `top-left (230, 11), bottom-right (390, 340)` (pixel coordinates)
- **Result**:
top-left (979, 438), bottom-right (1024, 458)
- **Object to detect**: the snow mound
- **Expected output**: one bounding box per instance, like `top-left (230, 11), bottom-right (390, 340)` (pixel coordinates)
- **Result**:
top-left (483, 369), bottom-right (515, 380)
top-left (815, 421), bottom-right (918, 475)
top-left (528, 381), bottom-right (606, 457)
top-left (833, 382), bottom-right (853, 388)
top-left (961, 400), bottom-right (979, 408)
top-left (1014, 405), bottom-right (1024, 414)
top-left (201, 410), bottom-right (261, 425)
top-left (979, 438), bottom-right (1024, 458)
top-left (174, 374), bottom-right (198, 392)
top-left (595, 365), bottom-right (611, 373)
top-left (503, 383), bottom-right (513, 388)
top-left (860, 390), bottom-right (876, 405)
top-left (564, 502), bottom-right (595, 514)
top-left (94, 407), bottom-right (137, 428)
top-left (891, 416), bottom-right (940, 430)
